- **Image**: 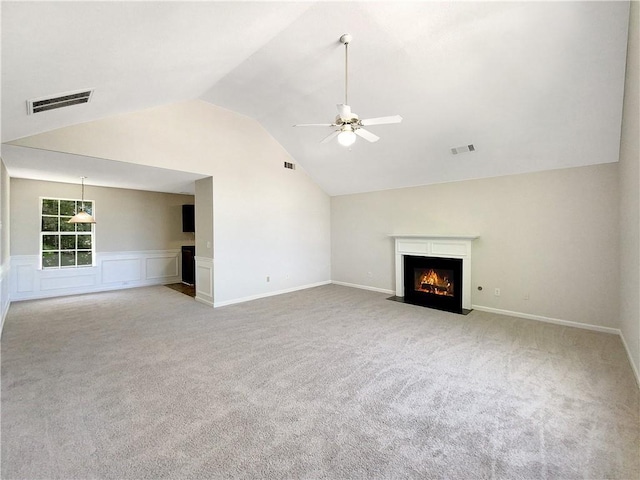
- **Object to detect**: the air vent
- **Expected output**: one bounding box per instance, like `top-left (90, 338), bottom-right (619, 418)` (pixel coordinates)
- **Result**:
top-left (27, 89), bottom-right (94, 115)
top-left (284, 162), bottom-right (296, 170)
top-left (451, 144), bottom-right (476, 155)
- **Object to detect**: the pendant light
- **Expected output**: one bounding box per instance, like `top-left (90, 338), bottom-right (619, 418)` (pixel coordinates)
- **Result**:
top-left (68, 176), bottom-right (96, 224)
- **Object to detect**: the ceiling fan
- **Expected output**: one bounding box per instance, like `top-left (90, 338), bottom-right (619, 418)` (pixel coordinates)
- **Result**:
top-left (294, 34), bottom-right (402, 147)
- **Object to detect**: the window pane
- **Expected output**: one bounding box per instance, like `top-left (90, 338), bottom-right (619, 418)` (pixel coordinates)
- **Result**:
top-left (42, 216), bottom-right (58, 232)
top-left (60, 235), bottom-right (76, 250)
top-left (60, 200), bottom-right (76, 216)
top-left (40, 198), bottom-right (95, 270)
top-left (61, 251), bottom-right (76, 267)
top-left (42, 252), bottom-right (59, 268)
top-left (77, 235), bottom-right (92, 249)
top-left (42, 235), bottom-right (59, 250)
top-left (42, 199), bottom-right (58, 215)
top-left (60, 217), bottom-right (75, 232)
top-left (77, 251), bottom-right (92, 266)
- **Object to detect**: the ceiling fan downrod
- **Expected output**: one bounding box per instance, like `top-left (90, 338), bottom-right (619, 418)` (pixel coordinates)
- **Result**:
top-left (340, 34), bottom-right (352, 107)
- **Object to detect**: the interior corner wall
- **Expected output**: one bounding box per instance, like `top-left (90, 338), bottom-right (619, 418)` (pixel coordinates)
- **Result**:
top-left (195, 177), bottom-right (213, 259)
top-left (618, 0), bottom-right (640, 383)
top-left (0, 158), bottom-right (11, 332)
top-left (194, 177), bottom-right (214, 306)
top-left (9, 178), bottom-right (194, 300)
top-left (331, 163), bottom-right (619, 330)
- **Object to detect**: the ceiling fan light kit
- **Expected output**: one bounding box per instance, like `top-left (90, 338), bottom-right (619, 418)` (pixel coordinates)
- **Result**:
top-left (338, 129), bottom-right (356, 147)
top-left (294, 34), bottom-right (402, 147)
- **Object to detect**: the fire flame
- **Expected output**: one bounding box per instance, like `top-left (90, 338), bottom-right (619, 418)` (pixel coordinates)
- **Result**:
top-left (416, 269), bottom-right (453, 296)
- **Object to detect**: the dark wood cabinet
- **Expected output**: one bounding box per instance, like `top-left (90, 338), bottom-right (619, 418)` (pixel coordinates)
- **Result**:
top-left (182, 246), bottom-right (195, 285)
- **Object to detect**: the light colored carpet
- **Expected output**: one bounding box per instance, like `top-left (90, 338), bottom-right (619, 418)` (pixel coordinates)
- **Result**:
top-left (1, 284), bottom-right (638, 479)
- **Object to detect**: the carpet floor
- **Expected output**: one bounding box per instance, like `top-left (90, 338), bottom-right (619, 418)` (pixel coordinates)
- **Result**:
top-left (1, 284), bottom-right (638, 479)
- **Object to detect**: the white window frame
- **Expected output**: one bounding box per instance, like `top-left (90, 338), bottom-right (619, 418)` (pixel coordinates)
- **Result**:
top-left (39, 197), bottom-right (96, 269)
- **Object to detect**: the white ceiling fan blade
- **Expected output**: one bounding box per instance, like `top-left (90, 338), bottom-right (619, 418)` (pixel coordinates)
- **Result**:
top-left (337, 104), bottom-right (352, 119)
top-left (360, 115), bottom-right (403, 126)
top-left (293, 123), bottom-right (335, 127)
top-left (354, 128), bottom-right (380, 143)
top-left (321, 130), bottom-right (340, 144)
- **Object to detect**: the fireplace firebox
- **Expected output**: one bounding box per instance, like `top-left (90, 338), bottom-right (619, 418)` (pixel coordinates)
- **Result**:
top-left (403, 255), bottom-right (463, 314)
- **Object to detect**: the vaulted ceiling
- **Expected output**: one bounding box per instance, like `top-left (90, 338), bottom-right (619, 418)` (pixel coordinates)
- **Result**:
top-left (1, 1), bottom-right (631, 195)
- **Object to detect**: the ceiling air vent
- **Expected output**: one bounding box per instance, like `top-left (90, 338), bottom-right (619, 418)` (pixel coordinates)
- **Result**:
top-left (27, 89), bottom-right (94, 115)
top-left (451, 144), bottom-right (476, 155)
top-left (284, 161), bottom-right (296, 170)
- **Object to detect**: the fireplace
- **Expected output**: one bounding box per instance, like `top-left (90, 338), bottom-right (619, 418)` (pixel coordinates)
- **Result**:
top-left (404, 255), bottom-right (463, 313)
top-left (390, 234), bottom-right (478, 314)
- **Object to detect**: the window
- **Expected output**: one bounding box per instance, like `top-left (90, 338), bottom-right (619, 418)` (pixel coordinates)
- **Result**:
top-left (40, 198), bottom-right (95, 268)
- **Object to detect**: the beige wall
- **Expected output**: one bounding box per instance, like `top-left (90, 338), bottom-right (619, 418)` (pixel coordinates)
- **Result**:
top-left (195, 177), bottom-right (213, 259)
top-left (332, 163), bottom-right (619, 329)
top-left (619, 0), bottom-right (640, 380)
top-left (10, 178), bottom-right (194, 254)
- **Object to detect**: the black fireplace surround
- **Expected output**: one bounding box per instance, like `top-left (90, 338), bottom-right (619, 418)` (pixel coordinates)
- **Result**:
top-left (403, 255), bottom-right (463, 314)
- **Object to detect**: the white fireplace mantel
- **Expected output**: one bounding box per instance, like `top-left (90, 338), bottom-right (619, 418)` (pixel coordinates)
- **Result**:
top-left (390, 234), bottom-right (479, 310)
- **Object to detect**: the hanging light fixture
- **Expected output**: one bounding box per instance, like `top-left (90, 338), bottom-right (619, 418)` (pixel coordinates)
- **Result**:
top-left (68, 176), bottom-right (96, 224)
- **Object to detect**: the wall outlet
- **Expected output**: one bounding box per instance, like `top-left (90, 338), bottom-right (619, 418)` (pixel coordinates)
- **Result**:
top-left (266, 276), bottom-right (270, 282)
top-left (367, 272), bottom-right (373, 278)
top-left (523, 293), bottom-right (530, 300)
top-left (494, 288), bottom-right (501, 296)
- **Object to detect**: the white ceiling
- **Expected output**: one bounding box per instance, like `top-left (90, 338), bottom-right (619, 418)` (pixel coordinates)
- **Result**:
top-left (1, 1), bottom-right (631, 196)
top-left (1, 144), bottom-right (207, 195)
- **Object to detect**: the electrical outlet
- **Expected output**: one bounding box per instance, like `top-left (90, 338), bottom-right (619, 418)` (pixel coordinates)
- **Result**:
top-left (494, 288), bottom-right (501, 296)
top-left (367, 272), bottom-right (373, 278)
top-left (266, 276), bottom-right (270, 282)
top-left (524, 293), bottom-right (530, 300)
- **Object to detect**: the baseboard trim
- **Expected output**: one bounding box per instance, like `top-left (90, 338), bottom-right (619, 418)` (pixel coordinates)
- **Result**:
top-left (195, 296), bottom-right (214, 308)
top-left (331, 281), bottom-right (395, 295)
top-left (213, 280), bottom-right (332, 308)
top-left (619, 330), bottom-right (640, 388)
top-left (471, 304), bottom-right (620, 335)
top-left (0, 298), bottom-right (10, 339)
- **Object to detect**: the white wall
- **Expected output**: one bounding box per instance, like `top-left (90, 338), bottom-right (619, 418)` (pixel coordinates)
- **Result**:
top-left (619, 0), bottom-right (640, 383)
top-left (9, 178), bottom-right (194, 300)
top-left (0, 158), bottom-right (10, 332)
top-left (9, 101), bottom-right (332, 305)
top-left (331, 163), bottom-right (619, 330)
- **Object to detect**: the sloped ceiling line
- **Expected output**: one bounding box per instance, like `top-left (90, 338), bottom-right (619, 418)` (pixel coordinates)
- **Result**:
top-left (1, 1), bottom-right (631, 196)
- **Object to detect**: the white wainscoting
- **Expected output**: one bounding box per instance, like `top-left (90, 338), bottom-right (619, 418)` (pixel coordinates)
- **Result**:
top-left (194, 256), bottom-right (214, 307)
top-left (0, 262), bottom-right (10, 336)
top-left (9, 250), bottom-right (181, 302)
